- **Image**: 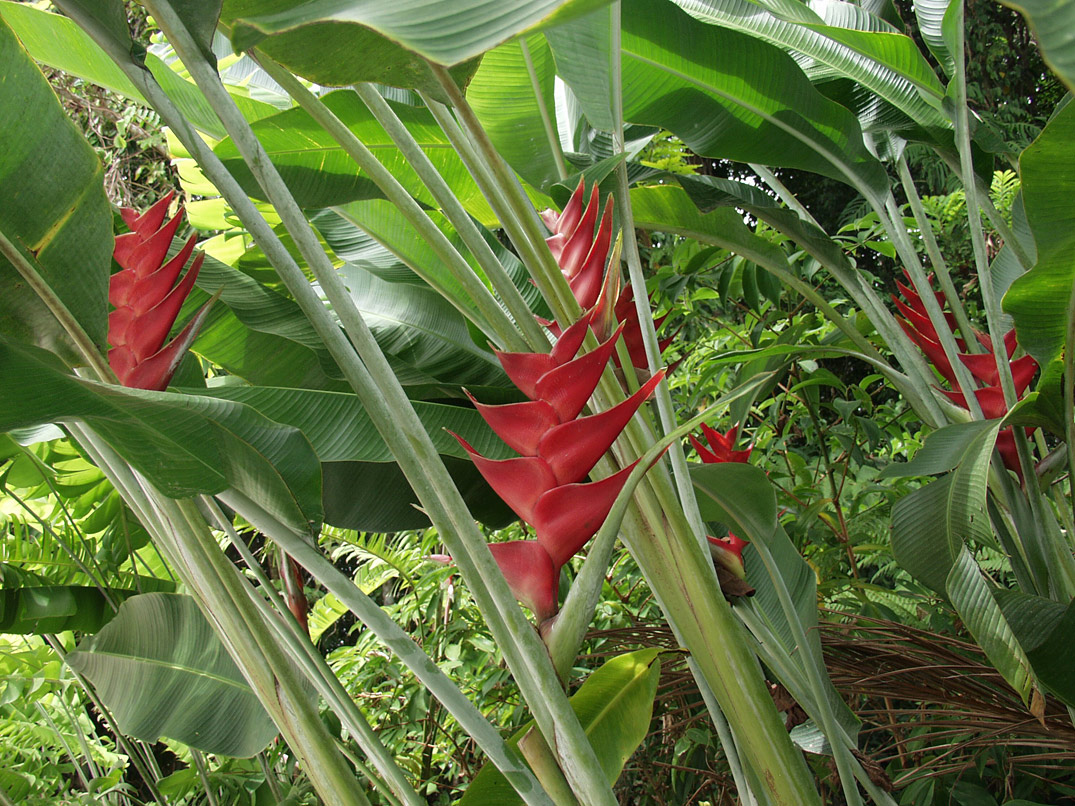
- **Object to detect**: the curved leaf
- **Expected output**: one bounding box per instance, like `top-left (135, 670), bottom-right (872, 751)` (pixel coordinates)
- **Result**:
top-left (552, 0), bottom-right (888, 193)
top-left (0, 337), bottom-right (322, 534)
top-left (0, 16), bottom-right (111, 362)
top-left (336, 262), bottom-right (508, 388)
top-left (890, 422), bottom-right (999, 592)
top-left (67, 593), bottom-right (278, 757)
top-left (671, 0), bottom-right (948, 135)
top-left (995, 590), bottom-right (1075, 707)
top-left (1003, 100), bottom-right (1075, 367)
top-left (946, 546), bottom-right (1033, 703)
top-left (998, 0), bottom-right (1075, 91)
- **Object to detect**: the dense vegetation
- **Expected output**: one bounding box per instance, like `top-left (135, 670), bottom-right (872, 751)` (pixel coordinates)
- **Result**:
top-left (1, 1), bottom-right (1074, 804)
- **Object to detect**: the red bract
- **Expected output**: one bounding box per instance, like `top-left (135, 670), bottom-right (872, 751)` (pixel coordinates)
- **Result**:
top-left (542, 181), bottom-right (673, 371)
top-left (690, 423), bottom-right (752, 465)
top-left (452, 318), bottom-right (664, 621)
top-left (893, 273), bottom-right (1037, 477)
top-left (691, 423), bottom-right (752, 578)
top-left (108, 193), bottom-right (213, 391)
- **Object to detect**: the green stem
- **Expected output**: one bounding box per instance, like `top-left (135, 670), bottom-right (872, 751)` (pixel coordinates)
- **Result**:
top-left (251, 56), bottom-right (528, 353)
top-left (190, 750), bottom-right (219, 806)
top-left (0, 229), bottom-right (114, 383)
top-left (217, 491), bottom-right (553, 806)
top-left (749, 164), bottom-right (820, 228)
top-left (896, 155), bottom-right (980, 350)
top-left (350, 82), bottom-right (549, 350)
top-left (202, 498), bottom-right (426, 806)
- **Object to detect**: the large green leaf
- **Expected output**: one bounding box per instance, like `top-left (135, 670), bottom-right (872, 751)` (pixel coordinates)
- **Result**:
top-left (336, 261), bottom-right (508, 388)
top-left (67, 593), bottom-right (279, 757)
top-left (0, 337), bottom-right (322, 534)
top-left (185, 251), bottom-right (348, 390)
top-left (213, 90), bottom-right (495, 215)
top-left (998, 0), bottom-right (1075, 91)
top-left (671, 0), bottom-right (949, 135)
top-left (458, 648), bottom-right (661, 804)
top-left (222, 0), bottom-right (609, 82)
top-left (552, 0), bottom-right (888, 193)
top-left (1003, 100), bottom-right (1075, 368)
top-left (946, 546), bottom-right (1033, 704)
top-left (0, 586), bottom-right (137, 634)
top-left (879, 420), bottom-right (1001, 479)
top-left (545, 6), bottom-right (614, 131)
top-left (468, 34), bottom-right (562, 190)
top-left (995, 590), bottom-right (1075, 707)
top-left (0, 16), bottom-right (111, 363)
top-left (889, 422), bottom-right (999, 593)
top-left (0, 2), bottom-right (278, 140)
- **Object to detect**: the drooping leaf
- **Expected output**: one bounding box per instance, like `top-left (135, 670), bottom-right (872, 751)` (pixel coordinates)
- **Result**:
top-left (670, 0), bottom-right (949, 135)
top-left (67, 593), bottom-right (279, 757)
top-left (946, 546), bottom-right (1034, 703)
top-left (997, 0), bottom-right (1075, 91)
top-left (1003, 100), bottom-right (1075, 368)
top-left (890, 422), bottom-right (999, 592)
top-left (879, 420), bottom-right (1001, 479)
top-left (995, 590), bottom-right (1075, 707)
top-left (0, 337), bottom-right (322, 535)
top-left (674, 173), bottom-right (852, 272)
top-left (459, 648), bottom-right (662, 804)
top-left (0, 16), bottom-right (111, 363)
top-left (552, 0), bottom-right (888, 193)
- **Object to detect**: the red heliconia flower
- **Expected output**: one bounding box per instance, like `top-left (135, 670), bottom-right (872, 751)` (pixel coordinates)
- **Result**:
top-left (690, 422), bottom-right (752, 578)
top-left (108, 193), bottom-right (214, 391)
top-left (893, 273), bottom-right (1037, 478)
top-left (690, 423), bottom-right (753, 465)
top-left (541, 181), bottom-right (673, 371)
top-left (451, 315), bottom-right (664, 620)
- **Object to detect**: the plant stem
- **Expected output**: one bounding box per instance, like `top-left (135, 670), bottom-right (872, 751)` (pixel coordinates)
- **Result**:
top-left (252, 56), bottom-right (530, 353)
top-left (349, 81), bottom-right (549, 350)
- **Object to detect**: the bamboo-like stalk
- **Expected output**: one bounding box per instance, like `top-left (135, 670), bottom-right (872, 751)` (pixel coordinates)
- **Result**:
top-left (68, 425), bottom-right (370, 806)
top-left (250, 56), bottom-right (531, 354)
top-left (200, 497), bottom-right (425, 806)
top-left (348, 81), bottom-right (550, 350)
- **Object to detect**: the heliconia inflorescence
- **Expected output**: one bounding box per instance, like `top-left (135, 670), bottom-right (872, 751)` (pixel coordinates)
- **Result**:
top-left (541, 180), bottom-right (674, 371)
top-left (452, 314), bottom-right (665, 621)
top-left (893, 272), bottom-right (1037, 477)
top-left (447, 182), bottom-right (673, 622)
top-left (690, 423), bottom-right (751, 579)
top-left (108, 193), bottom-right (214, 391)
